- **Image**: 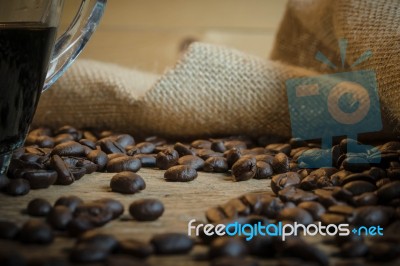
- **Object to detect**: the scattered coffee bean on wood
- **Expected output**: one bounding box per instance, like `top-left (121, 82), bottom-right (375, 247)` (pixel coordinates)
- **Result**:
top-left (110, 171), bottom-right (146, 194)
top-left (27, 198), bottom-right (52, 217)
top-left (164, 165), bottom-right (198, 182)
top-left (129, 198), bottom-right (164, 221)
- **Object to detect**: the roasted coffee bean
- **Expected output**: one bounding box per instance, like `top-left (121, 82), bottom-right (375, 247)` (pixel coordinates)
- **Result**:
top-left (107, 153), bottom-right (126, 161)
top-left (99, 139), bottom-right (126, 154)
top-left (164, 165), bottom-right (197, 182)
top-left (221, 198), bottom-right (250, 218)
top-left (343, 180), bottom-right (376, 196)
top-left (331, 187), bottom-right (354, 203)
top-left (211, 140), bottom-right (227, 153)
top-left (51, 155), bottom-right (74, 185)
top-left (114, 134), bottom-right (135, 148)
top-left (79, 138), bottom-right (97, 149)
top-left (314, 188), bottom-right (338, 207)
top-left (271, 152), bottom-right (290, 174)
top-left (209, 237), bottom-right (248, 258)
top-left (93, 198), bottom-right (124, 219)
top-left (174, 142), bottom-right (195, 156)
top-left (145, 136), bottom-right (166, 146)
top-left (191, 139), bottom-right (212, 149)
top-left (232, 157), bottom-right (256, 181)
top-left (70, 203), bottom-right (114, 231)
top-left (342, 156), bottom-right (370, 172)
top-left (0, 220), bottom-right (19, 239)
top-left (377, 181), bottom-right (400, 203)
top-left (77, 232), bottom-right (119, 252)
top-left (379, 141), bottom-right (400, 153)
top-left (178, 155), bottom-right (204, 170)
top-left (340, 173), bottom-right (376, 185)
top-left (211, 257), bottom-right (260, 266)
top-left (19, 219), bottom-right (54, 244)
top-left (376, 177), bottom-right (391, 188)
top-left (328, 205), bottom-right (354, 216)
top-left (106, 156), bottom-right (141, 173)
top-left (73, 158), bottom-right (97, 176)
top-left (118, 239), bottom-right (154, 258)
top-left (129, 199), bottom-right (164, 221)
top-left (135, 142), bottom-right (156, 154)
top-left (204, 157), bottom-right (229, 173)
top-left (197, 149), bottom-right (224, 160)
top-left (206, 207), bottom-right (227, 223)
top-left (298, 201), bottom-right (325, 220)
top-left (51, 141), bottom-right (85, 157)
top-left (0, 174), bottom-right (9, 189)
top-left (70, 244), bottom-right (109, 263)
top-left (46, 205), bottom-right (73, 230)
top-left (69, 167), bottom-right (86, 180)
top-left (133, 154), bottom-right (156, 167)
top-left (54, 133), bottom-right (75, 144)
top-left (156, 148), bottom-right (179, 170)
top-left (367, 242), bottom-right (400, 261)
top-left (280, 238), bottom-right (328, 266)
top-left (271, 172), bottom-right (300, 194)
top-left (54, 195), bottom-right (83, 212)
top-left (259, 197), bottom-right (294, 219)
top-left (339, 138), bottom-right (367, 154)
top-left (354, 192), bottom-right (378, 206)
top-left (225, 148), bottom-right (242, 168)
top-left (27, 198), bottom-right (52, 217)
top-left (278, 186), bottom-right (318, 203)
top-left (254, 161), bottom-right (273, 179)
top-left (5, 178), bottom-right (30, 196)
top-left (150, 233), bottom-right (194, 254)
top-left (55, 125), bottom-right (81, 139)
top-left (266, 143), bottom-right (291, 155)
top-left (21, 169), bottom-right (57, 189)
top-left (86, 150), bottom-right (108, 171)
top-left (110, 172), bottom-right (146, 194)
top-left (224, 140), bottom-right (247, 150)
top-left (349, 206), bottom-right (393, 227)
top-left (277, 207), bottom-right (313, 225)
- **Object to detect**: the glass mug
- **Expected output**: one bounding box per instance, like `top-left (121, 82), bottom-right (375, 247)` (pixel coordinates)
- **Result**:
top-left (0, 0), bottom-right (106, 174)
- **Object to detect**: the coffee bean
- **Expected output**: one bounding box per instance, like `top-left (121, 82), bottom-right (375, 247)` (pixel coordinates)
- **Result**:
top-left (328, 205), bottom-right (354, 216)
top-left (211, 140), bottom-right (227, 153)
top-left (376, 178), bottom-right (392, 188)
top-left (266, 143), bottom-right (291, 155)
top-left (277, 207), bottom-right (313, 225)
top-left (77, 232), bottom-right (119, 252)
top-left (114, 134), bottom-right (135, 148)
top-left (21, 169), bottom-right (57, 189)
top-left (349, 206), bottom-right (393, 227)
top-left (367, 242), bottom-right (400, 261)
top-left (191, 139), bottom-right (212, 149)
top-left (342, 156), bottom-right (370, 172)
top-left (278, 186), bottom-right (318, 203)
top-left (99, 139), bottom-right (126, 154)
top-left (54, 195), bottom-right (83, 212)
top-left (133, 154), bottom-right (156, 167)
top-left (339, 241), bottom-right (368, 258)
top-left (209, 237), bottom-right (247, 258)
top-left (271, 152), bottom-right (290, 174)
top-left (174, 142), bottom-right (196, 156)
top-left (70, 203), bottom-right (114, 233)
top-left (224, 140), bottom-right (247, 150)
top-left (377, 181), bottom-right (400, 203)
top-left (135, 142), bottom-right (156, 154)
top-left (0, 174), bottom-right (9, 190)
top-left (225, 148), bottom-right (242, 168)
top-left (51, 155), bottom-right (74, 185)
top-left (156, 148), bottom-right (179, 170)
top-left (343, 180), bottom-right (376, 196)
top-left (110, 172), bottom-right (146, 194)
top-left (298, 201), bottom-right (326, 220)
top-left (206, 207), bottom-right (227, 223)
top-left (129, 199), bottom-right (164, 221)
top-left (94, 198), bottom-right (124, 219)
top-left (281, 238), bottom-right (328, 266)
top-left (290, 138), bottom-right (308, 149)
top-left (79, 138), bottom-right (97, 150)
top-left (86, 150), bottom-right (108, 171)
top-left (259, 197), bottom-right (290, 219)
top-left (19, 219), bottom-right (54, 244)
top-left (254, 161), bottom-right (273, 179)
top-left (69, 166), bottom-right (86, 180)
top-left (379, 141), bottom-right (400, 153)
top-left (51, 141), bottom-right (85, 157)
top-left (340, 173), bottom-right (376, 185)
top-left (106, 156), bottom-right (141, 173)
top-left (150, 233), bottom-right (194, 255)
top-left (5, 178), bottom-right (30, 196)
top-left (70, 244), bottom-right (109, 263)
top-left (211, 257), bottom-right (260, 266)
top-left (197, 149), bottom-right (224, 160)
top-left (204, 157), bottom-right (229, 173)
top-left (353, 192), bottom-right (378, 206)
top-left (164, 165), bottom-right (197, 182)
top-left (46, 205), bottom-right (73, 230)
top-left (118, 239), bottom-right (154, 258)
top-left (0, 220), bottom-right (19, 239)
top-left (178, 155), bottom-right (204, 170)
top-left (221, 198), bottom-right (250, 218)
top-left (271, 172), bottom-right (300, 194)
top-left (107, 153), bottom-right (126, 161)
top-left (27, 198), bottom-right (52, 217)
top-left (232, 157), bottom-right (256, 182)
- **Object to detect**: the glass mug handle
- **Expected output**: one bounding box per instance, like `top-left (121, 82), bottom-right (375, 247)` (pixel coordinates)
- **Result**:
top-left (43, 0), bottom-right (107, 91)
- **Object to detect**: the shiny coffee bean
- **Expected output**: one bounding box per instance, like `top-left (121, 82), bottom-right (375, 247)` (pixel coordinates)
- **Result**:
top-left (70, 243), bottom-right (109, 263)
top-left (86, 150), bottom-right (108, 171)
top-left (22, 169), bottom-right (57, 189)
top-left (46, 205), bottom-right (73, 230)
top-left (110, 171), bottom-right (146, 194)
top-left (94, 198), bottom-right (124, 219)
top-left (6, 178), bottom-right (30, 196)
top-left (106, 156), bottom-right (141, 173)
top-left (156, 148), bottom-right (179, 170)
top-left (226, 148), bottom-right (242, 168)
top-left (178, 155), bottom-right (204, 170)
top-left (51, 155), bottom-right (74, 185)
top-left (51, 141), bottom-right (85, 157)
top-left (343, 180), bottom-right (376, 196)
top-left (232, 157), bottom-right (256, 181)
top-left (133, 154), bottom-right (156, 167)
top-left (174, 142), bottom-right (195, 156)
top-left (114, 134), bottom-right (135, 148)
top-left (27, 198), bottom-right (52, 217)
top-left (118, 239), bottom-right (154, 258)
top-left (204, 157), bottom-right (229, 173)
top-left (349, 206), bottom-right (393, 227)
top-left (54, 195), bottom-right (83, 212)
top-left (99, 139), bottom-right (126, 154)
top-left (77, 232), bottom-right (119, 252)
top-left (19, 219), bottom-right (54, 244)
top-left (298, 201), bottom-right (326, 220)
top-left (376, 181), bottom-right (400, 203)
top-left (191, 139), bottom-right (212, 149)
top-left (164, 165), bottom-right (198, 182)
top-left (271, 172), bottom-right (300, 194)
top-left (129, 199), bottom-right (164, 221)
top-left (254, 161), bottom-right (273, 179)
top-left (271, 152), bottom-right (290, 174)
top-left (209, 237), bottom-right (247, 258)
top-left (342, 156), bottom-right (370, 172)
top-left (150, 233), bottom-right (194, 255)
top-left (277, 207), bottom-right (313, 225)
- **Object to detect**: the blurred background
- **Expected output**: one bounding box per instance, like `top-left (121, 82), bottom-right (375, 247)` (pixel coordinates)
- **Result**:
top-left (62, 0), bottom-right (288, 74)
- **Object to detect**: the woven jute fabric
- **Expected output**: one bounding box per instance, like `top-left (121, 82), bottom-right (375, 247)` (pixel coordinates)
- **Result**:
top-left (33, 0), bottom-right (400, 138)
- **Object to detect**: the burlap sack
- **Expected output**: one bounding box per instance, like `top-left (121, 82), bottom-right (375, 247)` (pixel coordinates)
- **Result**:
top-left (33, 0), bottom-right (400, 139)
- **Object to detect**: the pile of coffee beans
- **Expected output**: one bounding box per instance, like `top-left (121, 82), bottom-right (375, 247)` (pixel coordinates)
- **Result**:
top-left (0, 125), bottom-right (399, 265)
